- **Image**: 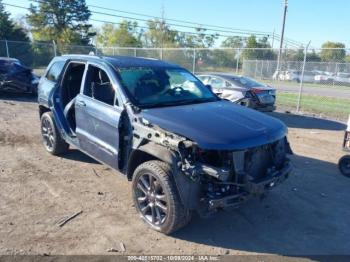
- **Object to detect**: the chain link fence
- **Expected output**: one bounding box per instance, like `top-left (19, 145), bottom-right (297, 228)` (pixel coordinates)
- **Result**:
top-left (1, 39), bottom-right (350, 121)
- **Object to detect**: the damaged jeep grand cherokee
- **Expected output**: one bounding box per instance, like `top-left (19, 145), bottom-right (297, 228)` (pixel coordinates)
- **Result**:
top-left (38, 55), bottom-right (293, 234)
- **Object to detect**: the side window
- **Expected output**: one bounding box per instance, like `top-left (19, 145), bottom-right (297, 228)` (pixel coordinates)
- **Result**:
top-left (210, 77), bottom-right (225, 89)
top-left (197, 76), bottom-right (210, 84)
top-left (84, 65), bottom-right (116, 106)
top-left (46, 61), bottom-right (66, 82)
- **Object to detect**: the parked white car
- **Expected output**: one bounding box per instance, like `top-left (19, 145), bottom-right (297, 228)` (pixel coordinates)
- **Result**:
top-left (284, 70), bottom-right (316, 83)
top-left (334, 73), bottom-right (350, 85)
top-left (314, 72), bottom-right (335, 84)
top-left (272, 70), bottom-right (287, 81)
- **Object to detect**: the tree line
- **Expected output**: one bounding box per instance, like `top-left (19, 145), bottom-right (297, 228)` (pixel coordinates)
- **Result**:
top-left (0, 0), bottom-right (349, 67)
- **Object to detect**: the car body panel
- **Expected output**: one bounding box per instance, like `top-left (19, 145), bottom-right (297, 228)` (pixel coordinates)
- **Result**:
top-left (141, 100), bottom-right (286, 150)
top-left (75, 94), bottom-right (122, 169)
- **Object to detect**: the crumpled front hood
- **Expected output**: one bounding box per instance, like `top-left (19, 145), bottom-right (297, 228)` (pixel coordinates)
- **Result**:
top-left (140, 100), bottom-right (287, 150)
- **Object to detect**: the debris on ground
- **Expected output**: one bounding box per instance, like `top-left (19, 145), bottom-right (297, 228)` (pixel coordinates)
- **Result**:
top-left (107, 242), bottom-right (126, 253)
top-left (106, 248), bottom-right (119, 253)
top-left (92, 168), bottom-right (100, 178)
top-left (119, 242), bottom-right (126, 252)
top-left (57, 210), bottom-right (83, 227)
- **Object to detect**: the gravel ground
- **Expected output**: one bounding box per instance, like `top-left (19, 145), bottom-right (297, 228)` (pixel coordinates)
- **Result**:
top-left (0, 93), bottom-right (349, 257)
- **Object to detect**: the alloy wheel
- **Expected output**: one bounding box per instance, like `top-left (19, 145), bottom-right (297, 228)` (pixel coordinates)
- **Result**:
top-left (41, 117), bottom-right (55, 151)
top-left (135, 173), bottom-right (168, 226)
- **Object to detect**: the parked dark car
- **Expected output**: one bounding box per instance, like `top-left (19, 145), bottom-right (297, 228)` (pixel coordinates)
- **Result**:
top-left (38, 55), bottom-right (293, 234)
top-left (0, 57), bottom-right (39, 94)
top-left (197, 73), bottom-right (276, 112)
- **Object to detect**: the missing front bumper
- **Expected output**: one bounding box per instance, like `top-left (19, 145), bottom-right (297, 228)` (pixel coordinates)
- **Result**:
top-left (208, 162), bottom-right (292, 210)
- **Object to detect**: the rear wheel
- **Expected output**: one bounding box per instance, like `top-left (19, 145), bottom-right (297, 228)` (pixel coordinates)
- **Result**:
top-left (132, 160), bottom-right (191, 234)
top-left (40, 112), bottom-right (69, 155)
top-left (338, 155), bottom-right (350, 177)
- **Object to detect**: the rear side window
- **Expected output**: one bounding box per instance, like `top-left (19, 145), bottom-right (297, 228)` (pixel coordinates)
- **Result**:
top-left (46, 61), bottom-right (66, 82)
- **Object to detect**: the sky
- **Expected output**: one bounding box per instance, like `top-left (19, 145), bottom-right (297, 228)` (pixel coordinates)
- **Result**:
top-left (4, 0), bottom-right (350, 48)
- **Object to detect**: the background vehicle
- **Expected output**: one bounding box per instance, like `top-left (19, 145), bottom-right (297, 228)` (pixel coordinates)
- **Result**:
top-left (38, 55), bottom-right (292, 234)
top-left (334, 72), bottom-right (350, 86)
top-left (284, 70), bottom-right (316, 83)
top-left (0, 57), bottom-right (39, 94)
top-left (197, 73), bottom-right (276, 112)
top-left (272, 70), bottom-right (287, 81)
top-left (314, 72), bottom-right (335, 84)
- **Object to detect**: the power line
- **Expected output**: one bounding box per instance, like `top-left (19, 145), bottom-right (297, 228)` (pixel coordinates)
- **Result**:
top-left (88, 4), bottom-right (273, 35)
top-left (4, 1), bottom-right (302, 47)
top-left (84, 1), bottom-right (305, 46)
top-left (90, 18), bottom-right (246, 39)
top-left (29, 0), bottom-right (271, 37)
top-left (2, 3), bottom-right (243, 39)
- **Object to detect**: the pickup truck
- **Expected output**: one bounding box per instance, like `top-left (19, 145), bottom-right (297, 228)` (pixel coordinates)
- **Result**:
top-left (37, 55), bottom-right (293, 234)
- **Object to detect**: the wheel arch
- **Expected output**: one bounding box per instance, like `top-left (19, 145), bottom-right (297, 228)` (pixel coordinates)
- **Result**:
top-left (39, 105), bottom-right (50, 118)
top-left (126, 142), bottom-right (177, 181)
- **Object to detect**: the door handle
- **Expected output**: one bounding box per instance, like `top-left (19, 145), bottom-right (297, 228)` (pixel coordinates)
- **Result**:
top-left (76, 100), bottom-right (86, 107)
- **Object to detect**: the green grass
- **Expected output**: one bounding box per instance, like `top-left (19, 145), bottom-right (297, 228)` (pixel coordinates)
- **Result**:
top-left (277, 92), bottom-right (350, 120)
top-left (261, 79), bottom-right (350, 91)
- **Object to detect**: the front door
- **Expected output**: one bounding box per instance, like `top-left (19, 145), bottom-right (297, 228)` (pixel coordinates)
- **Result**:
top-left (75, 64), bottom-right (121, 169)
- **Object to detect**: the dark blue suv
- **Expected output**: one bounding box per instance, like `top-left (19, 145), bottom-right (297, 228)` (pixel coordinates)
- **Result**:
top-left (38, 55), bottom-right (292, 234)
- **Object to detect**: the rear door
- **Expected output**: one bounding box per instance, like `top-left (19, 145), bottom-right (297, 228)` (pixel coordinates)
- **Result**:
top-left (211, 77), bottom-right (244, 102)
top-left (75, 63), bottom-right (122, 169)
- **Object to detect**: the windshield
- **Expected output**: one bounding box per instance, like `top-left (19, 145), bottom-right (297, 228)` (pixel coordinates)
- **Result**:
top-left (229, 76), bottom-right (265, 88)
top-left (117, 67), bottom-right (218, 108)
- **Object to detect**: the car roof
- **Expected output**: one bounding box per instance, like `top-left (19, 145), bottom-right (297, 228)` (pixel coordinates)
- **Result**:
top-left (60, 54), bottom-right (181, 69)
top-left (197, 72), bottom-right (242, 81)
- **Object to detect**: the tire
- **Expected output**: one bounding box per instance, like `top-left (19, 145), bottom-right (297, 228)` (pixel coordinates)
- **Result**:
top-left (338, 155), bottom-right (350, 177)
top-left (132, 160), bottom-right (191, 234)
top-left (40, 111), bottom-right (69, 155)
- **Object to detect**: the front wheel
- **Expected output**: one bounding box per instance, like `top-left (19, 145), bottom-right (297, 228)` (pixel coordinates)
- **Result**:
top-left (40, 112), bottom-right (69, 155)
top-left (132, 160), bottom-right (191, 234)
top-left (338, 155), bottom-right (350, 177)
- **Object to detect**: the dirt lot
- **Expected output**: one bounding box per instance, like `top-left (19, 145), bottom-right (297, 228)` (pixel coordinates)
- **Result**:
top-left (0, 93), bottom-right (349, 257)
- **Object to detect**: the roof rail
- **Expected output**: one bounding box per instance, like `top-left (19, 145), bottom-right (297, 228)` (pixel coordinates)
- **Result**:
top-left (61, 54), bottom-right (103, 59)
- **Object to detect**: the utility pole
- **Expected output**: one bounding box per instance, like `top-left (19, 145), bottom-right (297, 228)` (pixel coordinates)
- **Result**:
top-left (160, 1), bottom-right (165, 59)
top-left (297, 40), bottom-right (311, 112)
top-left (276, 0), bottom-right (288, 75)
